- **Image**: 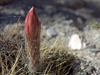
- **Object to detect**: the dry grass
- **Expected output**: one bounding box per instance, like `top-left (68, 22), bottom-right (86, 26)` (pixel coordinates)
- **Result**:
top-left (0, 22), bottom-right (76, 75)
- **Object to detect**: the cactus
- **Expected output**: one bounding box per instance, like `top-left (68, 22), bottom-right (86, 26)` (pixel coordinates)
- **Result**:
top-left (24, 6), bottom-right (41, 73)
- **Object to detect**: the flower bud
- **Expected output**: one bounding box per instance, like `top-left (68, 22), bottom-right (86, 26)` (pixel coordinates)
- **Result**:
top-left (24, 6), bottom-right (41, 73)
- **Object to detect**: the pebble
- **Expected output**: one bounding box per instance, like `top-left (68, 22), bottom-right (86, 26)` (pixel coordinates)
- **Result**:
top-left (97, 68), bottom-right (100, 74)
top-left (20, 30), bottom-right (25, 38)
top-left (61, 19), bottom-right (73, 25)
top-left (77, 17), bottom-right (83, 24)
top-left (20, 10), bottom-right (25, 16)
top-left (44, 5), bottom-right (57, 15)
top-left (59, 32), bottom-right (65, 37)
top-left (46, 28), bottom-right (58, 38)
top-left (81, 66), bottom-right (85, 70)
top-left (74, 59), bottom-right (80, 65)
top-left (80, 72), bottom-right (88, 75)
top-left (85, 66), bottom-right (95, 74)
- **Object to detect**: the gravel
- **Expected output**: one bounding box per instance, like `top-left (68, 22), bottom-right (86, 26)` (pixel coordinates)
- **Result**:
top-left (1, 0), bottom-right (100, 74)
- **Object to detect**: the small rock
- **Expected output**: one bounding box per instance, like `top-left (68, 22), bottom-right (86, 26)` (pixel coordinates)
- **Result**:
top-left (81, 66), bottom-right (85, 70)
top-left (44, 5), bottom-right (57, 15)
top-left (97, 53), bottom-right (100, 57)
top-left (13, 9), bottom-right (20, 15)
top-left (80, 72), bottom-right (88, 75)
top-left (72, 26), bottom-right (78, 31)
top-left (20, 30), bottom-right (25, 38)
top-left (97, 68), bottom-right (100, 74)
top-left (46, 29), bottom-right (58, 38)
top-left (59, 32), bottom-right (65, 36)
top-left (74, 72), bottom-right (81, 75)
top-left (77, 17), bottom-right (83, 24)
top-left (74, 59), bottom-right (80, 65)
top-left (61, 19), bottom-right (73, 25)
top-left (85, 66), bottom-right (95, 74)
top-left (69, 19), bottom-right (73, 24)
top-left (20, 10), bottom-right (25, 16)
top-left (80, 61), bottom-right (88, 70)
top-left (54, 16), bottom-right (66, 23)
top-left (68, 34), bottom-right (86, 50)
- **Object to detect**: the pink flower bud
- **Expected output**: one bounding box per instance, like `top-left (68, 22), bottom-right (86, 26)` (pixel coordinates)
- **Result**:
top-left (24, 6), bottom-right (41, 73)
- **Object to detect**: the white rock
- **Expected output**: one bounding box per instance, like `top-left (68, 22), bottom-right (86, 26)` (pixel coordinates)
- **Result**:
top-left (68, 34), bottom-right (86, 50)
top-left (46, 29), bottom-right (58, 38)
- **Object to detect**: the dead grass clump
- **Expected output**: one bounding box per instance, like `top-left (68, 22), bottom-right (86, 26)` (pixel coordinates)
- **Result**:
top-left (40, 38), bottom-right (75, 75)
top-left (0, 23), bottom-right (26, 75)
top-left (0, 23), bottom-right (76, 75)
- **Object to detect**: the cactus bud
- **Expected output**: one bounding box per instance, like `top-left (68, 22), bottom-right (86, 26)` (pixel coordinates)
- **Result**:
top-left (24, 6), bottom-right (41, 73)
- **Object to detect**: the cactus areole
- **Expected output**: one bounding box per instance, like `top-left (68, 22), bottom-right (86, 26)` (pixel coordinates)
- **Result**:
top-left (24, 6), bottom-right (41, 73)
